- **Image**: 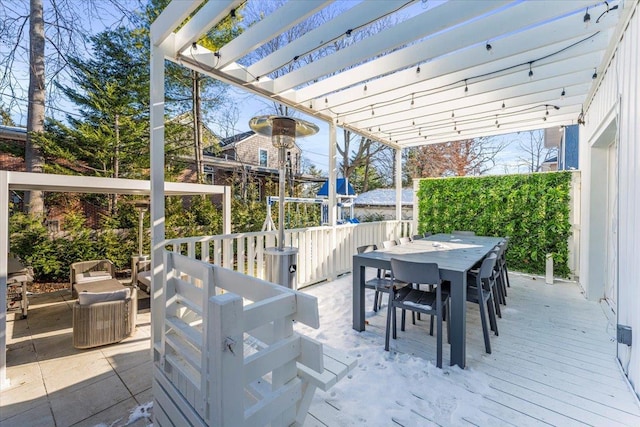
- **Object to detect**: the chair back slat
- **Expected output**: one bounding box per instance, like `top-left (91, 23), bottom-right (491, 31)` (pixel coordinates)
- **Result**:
top-left (357, 244), bottom-right (377, 254)
top-left (390, 258), bottom-right (440, 286)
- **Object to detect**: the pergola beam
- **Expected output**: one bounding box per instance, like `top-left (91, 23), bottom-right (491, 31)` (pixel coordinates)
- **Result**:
top-left (150, 0), bottom-right (200, 46)
top-left (215, 0), bottom-right (332, 69)
top-left (173, 0), bottom-right (244, 54)
top-left (246, 0), bottom-right (412, 79)
top-left (262, 0), bottom-right (511, 94)
top-left (295, 0), bottom-right (598, 104)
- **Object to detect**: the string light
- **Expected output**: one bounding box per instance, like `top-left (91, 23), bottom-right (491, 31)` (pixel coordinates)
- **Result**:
top-left (528, 62), bottom-right (534, 79)
top-left (596, 2), bottom-right (619, 23)
top-left (485, 42), bottom-right (492, 52)
top-left (592, 68), bottom-right (598, 79)
top-left (371, 106), bottom-right (375, 116)
top-left (416, 66), bottom-right (421, 74)
top-left (501, 101), bottom-right (505, 109)
top-left (345, 29), bottom-right (353, 37)
top-left (561, 88), bottom-right (566, 98)
top-left (320, 33), bottom-right (598, 119)
top-left (363, 84), bottom-right (367, 91)
top-left (583, 7), bottom-right (591, 27)
top-left (410, 93), bottom-right (415, 106)
top-left (451, 111), bottom-right (455, 119)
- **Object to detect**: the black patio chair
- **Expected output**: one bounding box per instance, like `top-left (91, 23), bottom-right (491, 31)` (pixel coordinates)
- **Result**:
top-left (466, 253), bottom-right (500, 354)
top-left (385, 258), bottom-right (449, 368)
top-left (356, 245), bottom-right (407, 312)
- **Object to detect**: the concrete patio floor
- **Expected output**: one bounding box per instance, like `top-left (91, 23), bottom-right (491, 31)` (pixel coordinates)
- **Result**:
top-left (2, 289), bottom-right (152, 426)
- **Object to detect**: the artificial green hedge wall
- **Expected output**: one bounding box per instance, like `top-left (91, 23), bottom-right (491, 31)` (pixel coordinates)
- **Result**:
top-left (416, 171), bottom-right (573, 277)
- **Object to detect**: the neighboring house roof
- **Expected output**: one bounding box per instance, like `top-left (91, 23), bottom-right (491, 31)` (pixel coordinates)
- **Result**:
top-left (355, 188), bottom-right (414, 206)
top-left (0, 125), bottom-right (27, 141)
top-left (317, 179), bottom-right (356, 197)
top-left (218, 130), bottom-right (255, 147)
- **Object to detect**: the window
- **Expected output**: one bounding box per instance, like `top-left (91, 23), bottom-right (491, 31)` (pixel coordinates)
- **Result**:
top-left (259, 149), bottom-right (268, 167)
top-left (205, 172), bottom-right (215, 184)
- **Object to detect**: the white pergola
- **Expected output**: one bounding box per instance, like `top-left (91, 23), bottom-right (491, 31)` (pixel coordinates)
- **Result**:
top-left (147, 0), bottom-right (631, 372)
top-left (0, 171), bottom-right (231, 388)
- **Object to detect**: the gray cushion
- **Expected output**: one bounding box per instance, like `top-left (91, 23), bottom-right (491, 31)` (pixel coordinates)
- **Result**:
top-left (78, 287), bottom-right (130, 305)
top-left (75, 271), bottom-right (112, 283)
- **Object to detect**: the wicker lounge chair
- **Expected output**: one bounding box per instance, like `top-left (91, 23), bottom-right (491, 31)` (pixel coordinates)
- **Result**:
top-left (71, 260), bottom-right (137, 348)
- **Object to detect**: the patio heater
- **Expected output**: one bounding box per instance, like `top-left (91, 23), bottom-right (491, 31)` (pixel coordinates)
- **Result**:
top-left (129, 199), bottom-right (150, 283)
top-left (249, 115), bottom-right (319, 289)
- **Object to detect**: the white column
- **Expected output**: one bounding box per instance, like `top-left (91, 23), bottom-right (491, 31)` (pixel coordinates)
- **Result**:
top-left (150, 41), bottom-right (168, 350)
top-left (328, 121), bottom-right (338, 279)
top-left (223, 186), bottom-right (232, 235)
top-left (328, 121), bottom-right (337, 227)
top-left (395, 147), bottom-right (402, 221)
top-left (0, 171), bottom-right (9, 388)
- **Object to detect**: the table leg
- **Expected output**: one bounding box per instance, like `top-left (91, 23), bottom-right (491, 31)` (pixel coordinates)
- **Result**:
top-left (352, 260), bottom-right (365, 331)
top-left (449, 271), bottom-right (467, 368)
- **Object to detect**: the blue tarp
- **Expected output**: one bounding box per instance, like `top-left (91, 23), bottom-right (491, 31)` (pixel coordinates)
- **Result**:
top-left (316, 179), bottom-right (356, 197)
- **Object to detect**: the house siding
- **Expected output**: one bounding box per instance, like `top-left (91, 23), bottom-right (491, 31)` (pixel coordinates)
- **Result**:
top-left (582, 3), bottom-right (639, 395)
top-left (229, 134), bottom-right (301, 173)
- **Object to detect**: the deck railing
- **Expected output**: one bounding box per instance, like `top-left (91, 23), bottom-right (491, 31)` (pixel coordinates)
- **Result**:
top-left (165, 220), bottom-right (415, 288)
top-left (153, 251), bottom-right (323, 426)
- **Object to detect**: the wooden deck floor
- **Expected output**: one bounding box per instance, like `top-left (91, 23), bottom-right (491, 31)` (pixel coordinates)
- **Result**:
top-left (300, 272), bottom-right (640, 427)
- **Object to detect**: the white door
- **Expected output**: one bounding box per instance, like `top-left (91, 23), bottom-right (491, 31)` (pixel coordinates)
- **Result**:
top-left (604, 140), bottom-right (618, 311)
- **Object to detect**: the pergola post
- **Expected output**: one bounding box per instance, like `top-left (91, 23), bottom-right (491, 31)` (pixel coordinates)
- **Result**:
top-left (0, 171), bottom-right (9, 388)
top-left (328, 121), bottom-right (338, 279)
top-left (150, 40), bottom-right (168, 351)
top-left (328, 121), bottom-right (337, 227)
top-left (395, 147), bottom-right (402, 221)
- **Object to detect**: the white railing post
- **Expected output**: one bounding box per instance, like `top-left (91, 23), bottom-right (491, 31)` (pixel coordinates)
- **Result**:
top-left (208, 293), bottom-right (244, 426)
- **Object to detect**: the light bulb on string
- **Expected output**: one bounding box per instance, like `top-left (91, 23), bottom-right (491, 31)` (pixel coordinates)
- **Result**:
top-left (561, 88), bottom-right (566, 99)
top-left (584, 7), bottom-right (591, 28)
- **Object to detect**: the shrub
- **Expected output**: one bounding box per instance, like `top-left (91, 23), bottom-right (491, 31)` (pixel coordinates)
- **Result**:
top-left (417, 172), bottom-right (572, 277)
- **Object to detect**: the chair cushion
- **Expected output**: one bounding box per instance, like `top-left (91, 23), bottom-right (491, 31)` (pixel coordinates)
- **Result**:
top-left (75, 271), bottom-right (113, 283)
top-left (78, 287), bottom-right (130, 305)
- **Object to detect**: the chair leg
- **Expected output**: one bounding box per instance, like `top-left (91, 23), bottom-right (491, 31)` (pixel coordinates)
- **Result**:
top-left (401, 309), bottom-right (406, 331)
top-left (373, 291), bottom-right (379, 312)
top-left (487, 296), bottom-right (499, 336)
top-left (496, 273), bottom-right (507, 305)
top-left (504, 264), bottom-right (511, 288)
top-left (500, 265), bottom-right (509, 296)
top-left (477, 288), bottom-right (492, 354)
top-left (493, 284), bottom-right (502, 318)
top-left (436, 307), bottom-right (443, 368)
top-left (429, 314), bottom-right (434, 336)
top-left (385, 301), bottom-right (393, 351)
top-left (446, 300), bottom-right (451, 344)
